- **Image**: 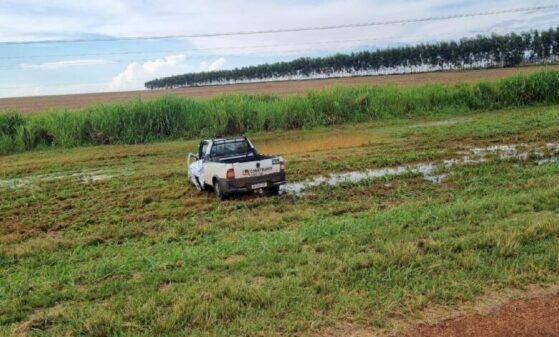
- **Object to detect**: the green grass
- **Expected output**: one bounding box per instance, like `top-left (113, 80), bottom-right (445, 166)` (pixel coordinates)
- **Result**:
top-left (2, 69), bottom-right (559, 155)
top-left (0, 105), bottom-right (558, 336)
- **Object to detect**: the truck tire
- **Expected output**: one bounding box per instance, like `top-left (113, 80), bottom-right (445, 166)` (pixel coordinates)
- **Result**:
top-left (267, 186), bottom-right (280, 195)
top-left (214, 179), bottom-right (227, 200)
top-left (193, 177), bottom-right (203, 191)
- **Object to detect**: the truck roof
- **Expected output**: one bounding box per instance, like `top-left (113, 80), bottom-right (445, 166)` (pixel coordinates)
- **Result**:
top-left (207, 136), bottom-right (248, 144)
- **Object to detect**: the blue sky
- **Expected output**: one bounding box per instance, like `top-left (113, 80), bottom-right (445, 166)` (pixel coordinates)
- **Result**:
top-left (0, 0), bottom-right (558, 98)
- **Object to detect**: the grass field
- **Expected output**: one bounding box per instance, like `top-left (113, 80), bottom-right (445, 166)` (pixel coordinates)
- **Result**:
top-left (1, 103), bottom-right (558, 336)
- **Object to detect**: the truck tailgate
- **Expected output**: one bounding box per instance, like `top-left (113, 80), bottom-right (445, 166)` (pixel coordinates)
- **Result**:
top-left (233, 158), bottom-right (280, 178)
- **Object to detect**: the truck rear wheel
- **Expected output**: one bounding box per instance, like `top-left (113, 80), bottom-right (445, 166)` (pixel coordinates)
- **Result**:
top-left (267, 186), bottom-right (281, 195)
top-left (214, 180), bottom-right (227, 200)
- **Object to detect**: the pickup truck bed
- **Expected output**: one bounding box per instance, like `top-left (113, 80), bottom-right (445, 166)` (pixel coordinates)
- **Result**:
top-left (217, 154), bottom-right (274, 163)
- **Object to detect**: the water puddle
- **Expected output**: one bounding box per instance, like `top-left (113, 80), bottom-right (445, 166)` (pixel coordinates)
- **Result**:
top-left (280, 143), bottom-right (559, 196)
top-left (281, 163), bottom-right (440, 195)
top-left (0, 169), bottom-right (115, 189)
top-left (408, 119), bottom-right (463, 128)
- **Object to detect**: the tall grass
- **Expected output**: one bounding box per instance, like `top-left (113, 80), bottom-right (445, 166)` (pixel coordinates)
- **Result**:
top-left (2, 70), bottom-right (559, 155)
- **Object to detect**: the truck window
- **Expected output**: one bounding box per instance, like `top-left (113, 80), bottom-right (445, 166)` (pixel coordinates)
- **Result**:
top-left (199, 141), bottom-right (209, 159)
top-left (211, 140), bottom-right (252, 158)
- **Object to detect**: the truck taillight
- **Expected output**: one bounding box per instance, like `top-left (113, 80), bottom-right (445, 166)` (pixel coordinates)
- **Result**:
top-left (280, 161), bottom-right (285, 172)
top-left (226, 168), bottom-right (235, 180)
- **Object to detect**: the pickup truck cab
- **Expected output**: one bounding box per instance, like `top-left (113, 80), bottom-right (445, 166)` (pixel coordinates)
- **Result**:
top-left (188, 136), bottom-right (286, 199)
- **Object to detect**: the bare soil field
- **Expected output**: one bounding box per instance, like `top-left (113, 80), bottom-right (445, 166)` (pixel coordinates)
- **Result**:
top-left (319, 285), bottom-right (559, 337)
top-left (2, 65), bottom-right (558, 114)
top-left (400, 292), bottom-right (559, 337)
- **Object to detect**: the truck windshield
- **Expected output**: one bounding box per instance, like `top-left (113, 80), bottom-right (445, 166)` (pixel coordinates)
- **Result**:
top-left (211, 140), bottom-right (251, 158)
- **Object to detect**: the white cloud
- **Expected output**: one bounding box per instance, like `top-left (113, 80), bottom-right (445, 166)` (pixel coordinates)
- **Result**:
top-left (208, 57), bottom-right (226, 71)
top-left (20, 59), bottom-right (110, 70)
top-left (109, 54), bottom-right (188, 91)
top-left (200, 57), bottom-right (226, 72)
top-left (0, 55), bottom-right (230, 98)
top-left (0, 82), bottom-right (111, 98)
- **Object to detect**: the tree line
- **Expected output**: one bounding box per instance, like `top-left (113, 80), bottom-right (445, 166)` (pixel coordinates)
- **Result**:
top-left (145, 27), bottom-right (559, 89)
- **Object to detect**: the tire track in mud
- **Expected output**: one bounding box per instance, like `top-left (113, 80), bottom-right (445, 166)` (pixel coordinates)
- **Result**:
top-left (282, 142), bottom-right (559, 195)
top-left (2, 142), bottom-right (558, 192)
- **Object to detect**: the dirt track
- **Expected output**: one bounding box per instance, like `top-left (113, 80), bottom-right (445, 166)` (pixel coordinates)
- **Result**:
top-left (400, 293), bottom-right (559, 337)
top-left (319, 285), bottom-right (559, 337)
top-left (2, 65), bottom-right (558, 114)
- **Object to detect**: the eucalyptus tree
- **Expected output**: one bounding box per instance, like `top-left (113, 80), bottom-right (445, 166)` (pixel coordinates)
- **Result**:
top-left (145, 27), bottom-right (559, 89)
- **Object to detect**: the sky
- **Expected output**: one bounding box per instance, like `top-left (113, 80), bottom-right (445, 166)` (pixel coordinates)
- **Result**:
top-left (0, 0), bottom-right (558, 98)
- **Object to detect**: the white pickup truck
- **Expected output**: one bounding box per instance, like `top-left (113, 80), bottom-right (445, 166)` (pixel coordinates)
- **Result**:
top-left (187, 136), bottom-right (286, 199)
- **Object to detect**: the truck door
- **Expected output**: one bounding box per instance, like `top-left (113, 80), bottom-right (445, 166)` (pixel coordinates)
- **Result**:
top-left (190, 141), bottom-right (210, 187)
top-left (199, 141), bottom-right (211, 185)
